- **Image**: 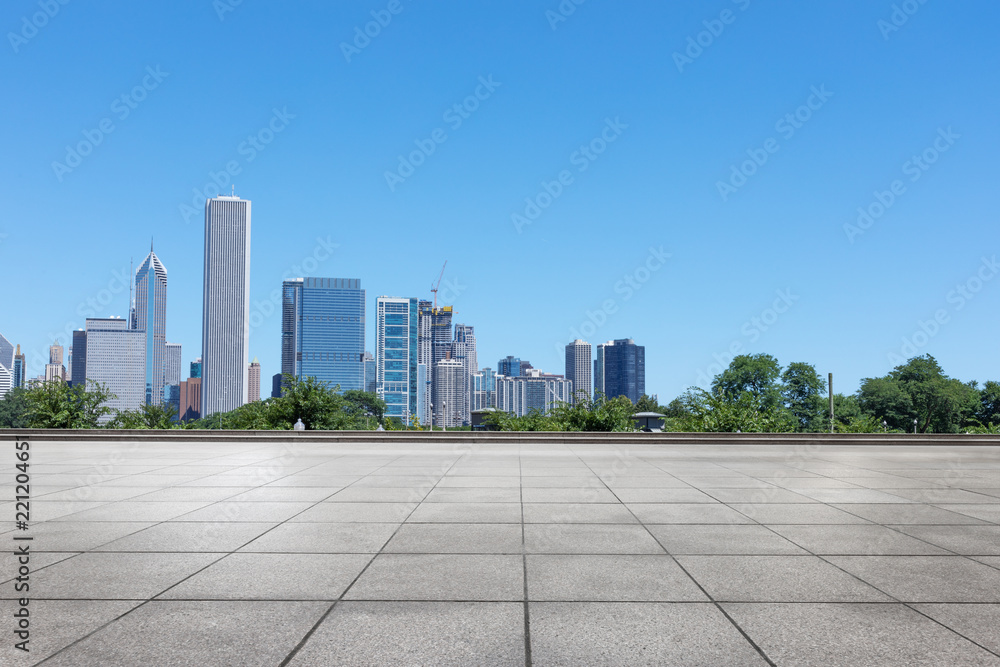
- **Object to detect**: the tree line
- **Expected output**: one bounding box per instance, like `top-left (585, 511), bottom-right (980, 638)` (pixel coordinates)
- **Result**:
top-left (0, 355), bottom-right (997, 433)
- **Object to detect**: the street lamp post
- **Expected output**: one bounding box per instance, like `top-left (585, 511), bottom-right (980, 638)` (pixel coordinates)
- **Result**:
top-left (913, 418), bottom-right (918, 434)
top-left (442, 401), bottom-right (447, 433)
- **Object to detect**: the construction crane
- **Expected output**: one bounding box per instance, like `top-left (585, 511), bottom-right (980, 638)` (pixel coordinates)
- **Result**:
top-left (430, 261), bottom-right (447, 310)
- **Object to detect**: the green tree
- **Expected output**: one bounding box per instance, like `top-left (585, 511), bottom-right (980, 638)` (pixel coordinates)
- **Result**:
top-left (781, 362), bottom-right (826, 432)
top-left (672, 388), bottom-right (795, 433)
top-left (634, 394), bottom-right (664, 414)
top-left (22, 379), bottom-right (116, 428)
top-left (341, 389), bottom-right (387, 429)
top-left (0, 388), bottom-right (29, 428)
top-left (712, 354), bottom-right (783, 409)
top-left (108, 402), bottom-right (178, 429)
top-left (858, 355), bottom-right (979, 433)
top-left (549, 394), bottom-right (637, 432)
top-left (975, 380), bottom-right (1000, 427)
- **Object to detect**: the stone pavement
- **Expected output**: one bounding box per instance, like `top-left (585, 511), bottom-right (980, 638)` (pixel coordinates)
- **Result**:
top-left (2, 439), bottom-right (1000, 666)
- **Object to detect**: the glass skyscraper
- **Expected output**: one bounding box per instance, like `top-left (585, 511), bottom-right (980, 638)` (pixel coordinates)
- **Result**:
top-left (603, 338), bottom-right (645, 404)
top-left (201, 196), bottom-right (251, 416)
top-left (134, 247), bottom-right (168, 405)
top-left (281, 278), bottom-right (365, 391)
top-left (376, 296), bottom-right (418, 423)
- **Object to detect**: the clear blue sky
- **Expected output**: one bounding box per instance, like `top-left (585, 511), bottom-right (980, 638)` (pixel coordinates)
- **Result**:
top-left (2, 0), bottom-right (998, 400)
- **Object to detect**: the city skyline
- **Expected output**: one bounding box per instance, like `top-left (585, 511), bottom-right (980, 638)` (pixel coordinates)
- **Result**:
top-left (3, 3), bottom-right (998, 403)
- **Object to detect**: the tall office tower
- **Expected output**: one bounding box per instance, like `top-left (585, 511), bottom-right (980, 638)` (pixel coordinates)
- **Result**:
top-left (376, 296), bottom-right (419, 423)
top-left (82, 317), bottom-right (146, 421)
top-left (363, 352), bottom-right (377, 393)
top-left (494, 372), bottom-right (573, 417)
top-left (69, 331), bottom-right (87, 387)
top-left (281, 277), bottom-right (365, 391)
top-left (416, 301), bottom-right (434, 425)
top-left (45, 341), bottom-right (66, 382)
top-left (191, 358), bottom-right (202, 378)
top-left (164, 343), bottom-right (182, 387)
top-left (201, 195), bottom-right (251, 416)
top-left (433, 358), bottom-right (465, 428)
top-left (451, 324), bottom-right (477, 425)
top-left (179, 378), bottom-right (202, 422)
top-left (593, 342), bottom-right (610, 398)
top-left (498, 355), bottom-right (522, 377)
top-left (13, 344), bottom-right (26, 389)
top-left (0, 333), bottom-right (13, 399)
top-left (248, 358), bottom-right (261, 402)
top-left (49, 342), bottom-right (63, 366)
top-left (66, 347), bottom-right (73, 383)
top-left (603, 338), bottom-right (646, 404)
top-left (472, 367), bottom-right (497, 411)
top-left (134, 246), bottom-right (168, 405)
top-left (416, 362), bottom-right (428, 427)
top-left (565, 339), bottom-right (592, 404)
top-left (271, 373), bottom-right (283, 398)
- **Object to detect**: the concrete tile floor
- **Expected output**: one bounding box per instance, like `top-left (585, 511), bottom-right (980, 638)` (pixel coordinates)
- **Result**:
top-left (1, 440), bottom-right (999, 665)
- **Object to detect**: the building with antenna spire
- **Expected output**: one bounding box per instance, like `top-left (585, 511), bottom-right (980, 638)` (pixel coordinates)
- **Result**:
top-left (134, 243), bottom-right (168, 404)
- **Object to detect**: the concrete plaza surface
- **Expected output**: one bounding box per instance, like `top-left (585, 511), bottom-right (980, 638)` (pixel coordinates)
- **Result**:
top-left (3, 437), bottom-right (1000, 666)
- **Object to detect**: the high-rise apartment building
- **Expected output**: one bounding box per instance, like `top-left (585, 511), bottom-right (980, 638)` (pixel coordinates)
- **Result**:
top-left (433, 358), bottom-right (465, 428)
top-left (0, 333), bottom-right (13, 399)
top-left (248, 358), bottom-right (261, 402)
top-left (82, 317), bottom-right (145, 421)
top-left (201, 195), bottom-right (251, 416)
top-left (565, 339), bottom-right (592, 404)
top-left (498, 355), bottom-right (522, 377)
top-left (472, 367), bottom-right (496, 411)
top-left (451, 324), bottom-right (477, 425)
top-left (495, 372), bottom-right (573, 417)
top-left (602, 338), bottom-right (645, 404)
top-left (363, 352), bottom-right (376, 394)
top-left (134, 247), bottom-right (168, 405)
top-left (376, 296), bottom-right (419, 423)
top-left (281, 278), bottom-right (365, 391)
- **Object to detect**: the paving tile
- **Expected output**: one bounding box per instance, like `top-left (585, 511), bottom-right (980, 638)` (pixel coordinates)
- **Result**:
top-left (913, 604), bottom-right (1000, 655)
top-left (529, 602), bottom-right (768, 666)
top-left (287, 601), bottom-right (524, 666)
top-left (54, 501), bottom-right (216, 522)
top-left (125, 486), bottom-right (252, 502)
top-left (828, 556), bottom-right (1000, 602)
top-left (675, 555), bottom-right (891, 602)
top-left (648, 524), bottom-right (807, 555)
top-left (891, 525), bottom-right (1000, 555)
top-left (344, 554), bottom-right (523, 600)
top-left (225, 487), bottom-right (342, 502)
top-left (327, 487), bottom-right (426, 502)
top-left (770, 524), bottom-right (952, 556)
top-left (522, 476), bottom-right (604, 488)
top-left (92, 521), bottom-right (277, 552)
top-left (0, 552), bottom-right (223, 600)
top-left (934, 504), bottom-right (1000, 522)
top-left (627, 502), bottom-right (755, 524)
top-left (830, 503), bottom-right (989, 525)
top-left (731, 503), bottom-right (872, 524)
top-left (523, 503), bottom-right (637, 524)
top-left (524, 524), bottom-right (664, 554)
top-left (160, 553), bottom-right (373, 600)
top-left (240, 522), bottom-right (399, 553)
top-left (406, 502), bottom-right (522, 523)
top-left (611, 488), bottom-right (717, 503)
top-left (40, 601), bottom-right (328, 667)
top-left (0, 600), bottom-right (141, 667)
top-left (701, 488), bottom-right (818, 504)
top-left (384, 523), bottom-right (524, 553)
top-left (423, 487), bottom-right (522, 503)
top-left (436, 476), bottom-right (521, 488)
top-left (521, 487), bottom-right (619, 503)
top-left (724, 603), bottom-right (1000, 667)
top-left (176, 500), bottom-right (314, 522)
top-left (793, 488), bottom-right (915, 503)
top-left (890, 488), bottom-right (999, 503)
top-left (24, 521), bottom-right (157, 551)
top-left (290, 501), bottom-right (417, 523)
top-left (29, 501), bottom-right (111, 521)
top-left (527, 555), bottom-right (707, 601)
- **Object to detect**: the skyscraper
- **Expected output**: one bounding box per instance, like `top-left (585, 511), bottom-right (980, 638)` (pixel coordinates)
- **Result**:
top-left (433, 358), bottom-right (465, 428)
top-left (0, 333), bottom-right (13, 399)
top-left (281, 277), bottom-right (365, 391)
top-left (594, 342), bottom-right (609, 398)
top-left (451, 323), bottom-right (477, 425)
top-left (134, 246), bottom-right (168, 405)
top-left (12, 344), bottom-right (26, 389)
top-left (165, 343), bottom-right (182, 387)
top-left (472, 367), bottom-right (496, 411)
top-left (603, 338), bottom-right (646, 404)
top-left (376, 296), bottom-right (419, 423)
top-left (201, 195), bottom-right (251, 416)
top-left (248, 358), bottom-right (261, 402)
top-left (82, 317), bottom-right (145, 420)
top-left (565, 339), bottom-right (592, 404)
top-left (363, 351), bottom-right (376, 394)
top-left (495, 371), bottom-right (573, 417)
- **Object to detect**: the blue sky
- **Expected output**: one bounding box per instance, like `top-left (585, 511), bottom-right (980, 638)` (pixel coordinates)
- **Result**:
top-left (2, 0), bottom-right (998, 400)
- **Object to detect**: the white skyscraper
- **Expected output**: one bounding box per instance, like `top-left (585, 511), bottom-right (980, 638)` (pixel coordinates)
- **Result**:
top-left (433, 358), bottom-right (465, 428)
top-left (565, 339), bottom-right (592, 404)
top-left (0, 333), bottom-right (14, 399)
top-left (451, 323), bottom-right (477, 425)
top-left (201, 195), bottom-right (251, 416)
top-left (83, 318), bottom-right (146, 422)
